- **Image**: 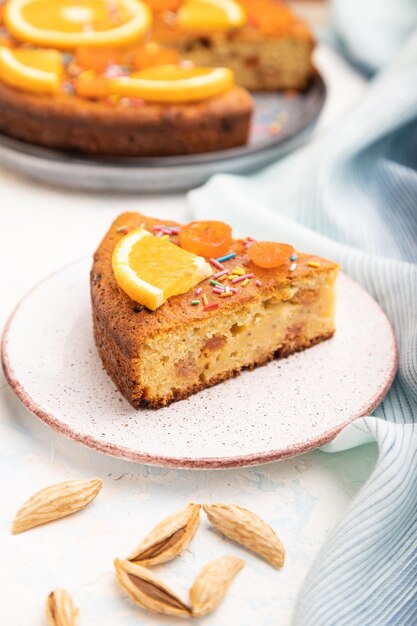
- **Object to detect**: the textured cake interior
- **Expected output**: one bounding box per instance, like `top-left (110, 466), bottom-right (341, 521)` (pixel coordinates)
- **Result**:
top-left (173, 37), bottom-right (313, 90)
top-left (136, 271), bottom-right (337, 405)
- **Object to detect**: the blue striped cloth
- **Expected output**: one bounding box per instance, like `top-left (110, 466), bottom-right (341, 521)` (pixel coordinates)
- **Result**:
top-left (188, 29), bottom-right (417, 626)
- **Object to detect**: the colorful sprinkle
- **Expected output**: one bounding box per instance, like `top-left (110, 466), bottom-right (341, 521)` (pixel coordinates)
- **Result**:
top-left (217, 274), bottom-right (228, 282)
top-left (256, 280), bottom-right (263, 287)
top-left (213, 287), bottom-right (224, 294)
top-left (231, 273), bottom-right (254, 284)
top-left (204, 302), bottom-right (220, 311)
top-left (195, 287), bottom-right (202, 296)
top-left (209, 258), bottom-right (225, 271)
top-left (191, 300), bottom-right (200, 305)
top-left (214, 269), bottom-right (228, 278)
top-left (220, 291), bottom-right (233, 298)
top-left (307, 261), bottom-right (321, 268)
top-left (242, 278), bottom-right (250, 287)
top-left (216, 252), bottom-right (236, 263)
top-left (210, 279), bottom-right (224, 288)
top-left (202, 294), bottom-right (208, 306)
top-left (290, 263), bottom-right (297, 271)
top-left (62, 81), bottom-right (75, 95)
top-left (230, 287), bottom-right (238, 294)
top-left (116, 226), bottom-right (129, 234)
top-left (269, 121), bottom-right (281, 135)
top-left (290, 253), bottom-right (298, 261)
top-left (227, 275), bottom-right (235, 280)
top-left (232, 268), bottom-right (245, 276)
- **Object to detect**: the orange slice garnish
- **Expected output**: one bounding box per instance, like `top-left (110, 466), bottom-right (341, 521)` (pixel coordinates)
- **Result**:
top-left (4, 0), bottom-right (152, 49)
top-left (109, 64), bottom-right (233, 101)
top-left (177, 0), bottom-right (246, 32)
top-left (247, 241), bottom-right (294, 269)
top-left (0, 46), bottom-right (62, 93)
top-left (180, 221), bottom-right (232, 258)
top-left (112, 227), bottom-right (213, 310)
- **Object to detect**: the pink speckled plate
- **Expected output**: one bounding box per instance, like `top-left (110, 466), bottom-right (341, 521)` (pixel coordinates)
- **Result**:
top-left (2, 259), bottom-right (397, 469)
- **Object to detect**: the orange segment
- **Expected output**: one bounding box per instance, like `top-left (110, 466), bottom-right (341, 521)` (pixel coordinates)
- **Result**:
top-left (180, 221), bottom-right (232, 258)
top-left (5, 0), bottom-right (152, 48)
top-left (108, 64), bottom-right (234, 102)
top-left (0, 46), bottom-right (63, 93)
top-left (247, 241), bottom-right (294, 269)
top-left (177, 0), bottom-right (246, 32)
top-left (112, 227), bottom-right (213, 310)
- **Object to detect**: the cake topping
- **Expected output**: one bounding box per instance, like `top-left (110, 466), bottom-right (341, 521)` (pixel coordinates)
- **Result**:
top-left (75, 62), bottom-right (234, 101)
top-left (4, 0), bottom-right (152, 48)
top-left (112, 226), bottom-right (213, 310)
top-left (179, 220), bottom-right (232, 258)
top-left (176, 0), bottom-right (246, 32)
top-left (111, 63), bottom-right (234, 101)
top-left (0, 46), bottom-right (63, 93)
top-left (247, 241), bottom-right (294, 269)
top-left (75, 41), bottom-right (178, 73)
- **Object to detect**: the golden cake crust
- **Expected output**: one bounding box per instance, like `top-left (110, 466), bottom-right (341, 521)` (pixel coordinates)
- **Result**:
top-left (0, 81), bottom-right (252, 156)
top-left (91, 212), bottom-right (338, 364)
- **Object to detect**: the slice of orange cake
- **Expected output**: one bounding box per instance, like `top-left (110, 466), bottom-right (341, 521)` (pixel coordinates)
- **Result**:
top-left (91, 213), bottom-right (339, 408)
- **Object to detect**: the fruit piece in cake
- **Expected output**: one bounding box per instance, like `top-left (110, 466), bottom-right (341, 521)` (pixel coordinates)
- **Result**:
top-left (91, 212), bottom-right (339, 408)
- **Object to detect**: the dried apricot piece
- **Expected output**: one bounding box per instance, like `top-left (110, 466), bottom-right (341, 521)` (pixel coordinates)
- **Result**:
top-left (247, 241), bottom-right (294, 269)
top-left (179, 221), bottom-right (232, 258)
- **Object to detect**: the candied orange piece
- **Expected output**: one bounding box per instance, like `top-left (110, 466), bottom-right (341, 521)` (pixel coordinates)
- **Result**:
top-left (179, 220), bottom-right (232, 258)
top-left (75, 45), bottom-right (137, 72)
top-left (247, 241), bottom-right (294, 269)
top-left (75, 73), bottom-right (110, 99)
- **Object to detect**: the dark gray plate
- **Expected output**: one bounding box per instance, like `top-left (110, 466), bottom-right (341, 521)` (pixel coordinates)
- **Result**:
top-left (0, 76), bottom-right (325, 192)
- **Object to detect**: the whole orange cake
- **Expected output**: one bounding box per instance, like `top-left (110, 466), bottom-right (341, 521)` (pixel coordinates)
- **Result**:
top-left (91, 213), bottom-right (339, 408)
top-left (0, 0), bottom-right (314, 156)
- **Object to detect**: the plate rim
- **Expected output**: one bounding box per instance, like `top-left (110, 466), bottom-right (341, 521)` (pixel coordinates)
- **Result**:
top-left (1, 259), bottom-right (398, 469)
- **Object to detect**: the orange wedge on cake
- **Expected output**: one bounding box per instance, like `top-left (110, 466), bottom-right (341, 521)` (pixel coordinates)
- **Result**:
top-left (76, 63), bottom-right (234, 101)
top-left (176, 0), bottom-right (246, 32)
top-left (0, 46), bottom-right (62, 93)
top-left (112, 227), bottom-right (213, 310)
top-left (4, 0), bottom-right (152, 48)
